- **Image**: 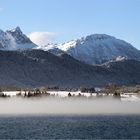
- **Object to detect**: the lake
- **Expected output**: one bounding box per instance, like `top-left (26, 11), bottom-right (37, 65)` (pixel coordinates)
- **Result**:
top-left (0, 115), bottom-right (140, 139)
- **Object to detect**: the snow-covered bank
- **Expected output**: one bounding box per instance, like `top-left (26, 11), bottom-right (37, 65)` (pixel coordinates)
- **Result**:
top-left (1, 91), bottom-right (140, 102)
top-left (3, 91), bottom-right (25, 96)
top-left (121, 93), bottom-right (140, 102)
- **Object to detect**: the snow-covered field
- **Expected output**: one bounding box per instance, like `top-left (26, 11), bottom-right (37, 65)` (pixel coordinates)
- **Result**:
top-left (121, 93), bottom-right (140, 102)
top-left (48, 91), bottom-right (92, 97)
top-left (2, 91), bottom-right (140, 102)
top-left (3, 91), bottom-right (25, 96)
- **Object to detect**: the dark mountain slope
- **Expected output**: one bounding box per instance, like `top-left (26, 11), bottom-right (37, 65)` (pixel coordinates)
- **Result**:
top-left (0, 50), bottom-right (139, 88)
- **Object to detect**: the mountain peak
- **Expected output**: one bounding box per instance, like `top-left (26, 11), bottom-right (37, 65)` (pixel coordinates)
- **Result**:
top-left (0, 27), bottom-right (37, 50)
top-left (10, 26), bottom-right (22, 33)
top-left (85, 34), bottom-right (115, 41)
top-left (7, 26), bottom-right (33, 44)
top-left (0, 29), bottom-right (4, 34)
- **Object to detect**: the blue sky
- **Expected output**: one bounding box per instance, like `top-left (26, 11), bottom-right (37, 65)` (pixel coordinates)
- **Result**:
top-left (0, 0), bottom-right (140, 49)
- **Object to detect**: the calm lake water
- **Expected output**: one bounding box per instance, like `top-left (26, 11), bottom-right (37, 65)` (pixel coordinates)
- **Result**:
top-left (0, 115), bottom-right (140, 139)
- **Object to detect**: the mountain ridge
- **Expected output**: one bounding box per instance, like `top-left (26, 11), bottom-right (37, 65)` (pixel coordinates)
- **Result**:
top-left (0, 27), bottom-right (140, 88)
top-left (1, 27), bottom-right (140, 65)
top-left (41, 34), bottom-right (140, 65)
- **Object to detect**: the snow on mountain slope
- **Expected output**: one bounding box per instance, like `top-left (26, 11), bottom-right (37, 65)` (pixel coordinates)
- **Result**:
top-left (0, 27), bottom-right (37, 50)
top-left (6, 27), bottom-right (32, 44)
top-left (36, 43), bottom-right (58, 51)
top-left (43, 34), bottom-right (140, 65)
top-left (102, 56), bottom-right (128, 65)
top-left (0, 29), bottom-right (16, 50)
top-left (36, 43), bottom-right (65, 56)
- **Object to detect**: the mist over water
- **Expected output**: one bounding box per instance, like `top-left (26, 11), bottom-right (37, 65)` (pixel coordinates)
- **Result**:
top-left (1, 97), bottom-right (140, 115)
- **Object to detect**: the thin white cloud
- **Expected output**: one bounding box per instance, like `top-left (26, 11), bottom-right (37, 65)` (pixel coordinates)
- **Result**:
top-left (28, 32), bottom-right (56, 46)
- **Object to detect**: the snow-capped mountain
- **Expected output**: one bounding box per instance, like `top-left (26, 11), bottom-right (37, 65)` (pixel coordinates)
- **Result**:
top-left (0, 27), bottom-right (140, 87)
top-left (0, 27), bottom-right (37, 50)
top-left (7, 26), bottom-right (32, 44)
top-left (43, 34), bottom-right (140, 65)
top-left (1, 27), bottom-right (140, 65)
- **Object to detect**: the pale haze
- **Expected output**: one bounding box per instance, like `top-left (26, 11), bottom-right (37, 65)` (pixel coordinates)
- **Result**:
top-left (0, 98), bottom-right (140, 115)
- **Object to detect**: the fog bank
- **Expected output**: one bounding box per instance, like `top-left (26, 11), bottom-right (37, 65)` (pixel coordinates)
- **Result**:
top-left (0, 97), bottom-right (140, 115)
